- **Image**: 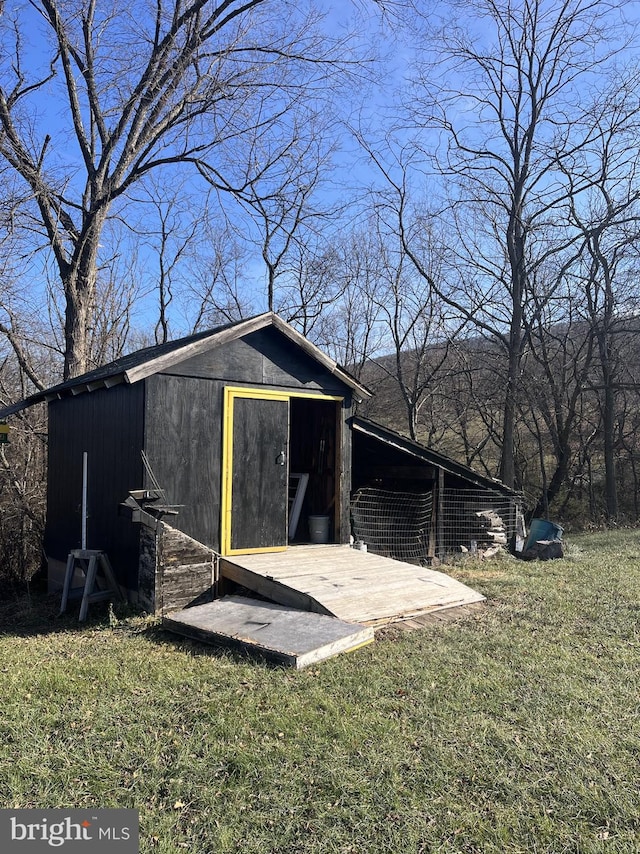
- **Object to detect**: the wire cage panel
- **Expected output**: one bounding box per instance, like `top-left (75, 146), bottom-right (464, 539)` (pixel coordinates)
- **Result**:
top-left (351, 487), bottom-right (433, 562)
top-left (351, 485), bottom-right (517, 563)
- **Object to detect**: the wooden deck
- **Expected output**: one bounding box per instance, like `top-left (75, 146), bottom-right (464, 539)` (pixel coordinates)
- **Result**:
top-left (220, 545), bottom-right (485, 626)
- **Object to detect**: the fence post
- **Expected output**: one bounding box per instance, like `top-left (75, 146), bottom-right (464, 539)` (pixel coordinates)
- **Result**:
top-left (436, 468), bottom-right (445, 561)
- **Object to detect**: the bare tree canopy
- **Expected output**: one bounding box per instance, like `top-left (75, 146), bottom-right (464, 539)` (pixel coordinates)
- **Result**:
top-left (0, 0), bottom-right (369, 379)
top-left (379, 0), bottom-right (640, 489)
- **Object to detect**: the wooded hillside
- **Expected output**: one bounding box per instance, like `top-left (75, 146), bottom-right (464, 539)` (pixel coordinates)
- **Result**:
top-left (356, 318), bottom-right (640, 528)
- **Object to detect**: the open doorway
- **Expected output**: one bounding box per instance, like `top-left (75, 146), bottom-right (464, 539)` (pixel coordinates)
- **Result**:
top-left (289, 397), bottom-right (341, 544)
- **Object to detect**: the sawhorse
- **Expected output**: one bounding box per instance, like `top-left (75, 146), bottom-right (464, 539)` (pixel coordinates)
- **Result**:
top-left (59, 549), bottom-right (124, 621)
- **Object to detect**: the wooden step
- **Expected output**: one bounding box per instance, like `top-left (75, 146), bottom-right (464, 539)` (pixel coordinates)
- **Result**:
top-left (163, 595), bottom-right (375, 669)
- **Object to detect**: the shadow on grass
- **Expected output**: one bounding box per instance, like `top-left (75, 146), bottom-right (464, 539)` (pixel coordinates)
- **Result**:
top-left (0, 583), bottom-right (283, 669)
top-left (0, 582), bottom-right (143, 639)
top-left (142, 622), bottom-right (289, 669)
top-left (0, 582), bottom-right (81, 637)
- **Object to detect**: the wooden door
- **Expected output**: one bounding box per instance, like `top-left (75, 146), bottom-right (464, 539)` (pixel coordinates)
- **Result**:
top-left (223, 391), bottom-right (289, 554)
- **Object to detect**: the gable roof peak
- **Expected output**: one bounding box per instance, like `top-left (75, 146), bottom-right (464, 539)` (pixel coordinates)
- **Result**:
top-left (0, 312), bottom-right (370, 418)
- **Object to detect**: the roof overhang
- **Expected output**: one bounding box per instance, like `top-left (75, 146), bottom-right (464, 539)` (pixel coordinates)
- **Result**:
top-left (351, 416), bottom-right (519, 496)
top-left (0, 313), bottom-right (372, 418)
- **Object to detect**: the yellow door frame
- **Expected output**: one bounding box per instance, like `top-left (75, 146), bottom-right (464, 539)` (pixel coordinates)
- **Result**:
top-left (221, 386), bottom-right (344, 556)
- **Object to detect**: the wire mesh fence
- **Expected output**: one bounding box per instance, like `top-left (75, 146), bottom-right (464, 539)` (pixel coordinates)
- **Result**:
top-left (440, 488), bottom-right (515, 557)
top-left (351, 487), bottom-right (433, 563)
top-left (350, 485), bottom-right (517, 563)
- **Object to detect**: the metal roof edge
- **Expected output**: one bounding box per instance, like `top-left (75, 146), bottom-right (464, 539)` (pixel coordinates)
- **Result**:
top-left (0, 396), bottom-right (42, 418)
top-left (269, 315), bottom-right (372, 398)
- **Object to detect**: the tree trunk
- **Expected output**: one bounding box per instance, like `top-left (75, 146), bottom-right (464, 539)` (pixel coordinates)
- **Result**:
top-left (531, 445), bottom-right (571, 520)
top-left (499, 354), bottom-right (518, 490)
top-left (63, 282), bottom-right (92, 380)
top-left (62, 212), bottom-right (106, 380)
top-left (500, 206), bottom-right (526, 491)
top-left (599, 337), bottom-right (618, 521)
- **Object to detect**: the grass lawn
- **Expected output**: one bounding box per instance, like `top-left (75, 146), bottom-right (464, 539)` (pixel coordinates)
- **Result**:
top-left (0, 530), bottom-right (638, 853)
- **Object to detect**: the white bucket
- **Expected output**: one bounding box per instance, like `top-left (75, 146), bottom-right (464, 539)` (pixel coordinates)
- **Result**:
top-left (308, 515), bottom-right (330, 544)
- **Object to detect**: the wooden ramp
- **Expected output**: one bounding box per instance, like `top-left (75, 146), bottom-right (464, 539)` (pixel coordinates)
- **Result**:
top-left (163, 595), bottom-right (374, 669)
top-left (221, 545), bottom-right (485, 626)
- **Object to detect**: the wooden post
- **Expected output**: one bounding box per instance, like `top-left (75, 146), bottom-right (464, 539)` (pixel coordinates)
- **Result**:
top-left (436, 467), bottom-right (445, 561)
top-left (428, 484), bottom-right (437, 561)
top-left (81, 451), bottom-right (88, 550)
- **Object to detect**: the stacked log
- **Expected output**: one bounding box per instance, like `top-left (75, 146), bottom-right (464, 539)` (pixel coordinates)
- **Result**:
top-left (476, 509), bottom-right (508, 546)
top-left (460, 508), bottom-right (508, 558)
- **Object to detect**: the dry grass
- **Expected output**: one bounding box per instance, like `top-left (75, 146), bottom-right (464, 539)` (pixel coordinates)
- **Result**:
top-left (1, 530), bottom-right (639, 853)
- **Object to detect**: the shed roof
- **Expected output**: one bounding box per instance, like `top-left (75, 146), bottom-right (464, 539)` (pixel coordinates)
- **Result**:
top-left (351, 415), bottom-right (518, 497)
top-left (0, 313), bottom-right (372, 417)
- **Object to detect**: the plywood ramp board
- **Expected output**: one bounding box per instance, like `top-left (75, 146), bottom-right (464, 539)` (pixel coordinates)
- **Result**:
top-left (221, 545), bottom-right (485, 626)
top-left (163, 595), bottom-right (374, 669)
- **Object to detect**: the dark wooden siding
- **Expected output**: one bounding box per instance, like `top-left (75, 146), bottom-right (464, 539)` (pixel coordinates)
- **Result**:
top-left (44, 326), bottom-right (356, 588)
top-left (352, 431), bottom-right (437, 491)
top-left (146, 327), bottom-right (355, 551)
top-left (144, 374), bottom-right (222, 551)
top-left (162, 327), bottom-right (349, 393)
top-left (144, 382), bottom-right (354, 551)
top-left (44, 382), bottom-right (144, 590)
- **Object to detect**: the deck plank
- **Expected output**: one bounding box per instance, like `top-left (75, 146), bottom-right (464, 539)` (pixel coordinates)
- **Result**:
top-left (163, 595), bottom-right (374, 668)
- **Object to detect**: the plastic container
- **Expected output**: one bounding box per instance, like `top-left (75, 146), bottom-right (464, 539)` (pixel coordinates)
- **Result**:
top-left (308, 515), bottom-right (330, 544)
top-left (525, 518), bottom-right (564, 550)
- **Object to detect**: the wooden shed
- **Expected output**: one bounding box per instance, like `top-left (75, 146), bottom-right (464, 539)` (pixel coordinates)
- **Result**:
top-left (2, 314), bottom-right (500, 651)
top-left (3, 314), bottom-right (368, 606)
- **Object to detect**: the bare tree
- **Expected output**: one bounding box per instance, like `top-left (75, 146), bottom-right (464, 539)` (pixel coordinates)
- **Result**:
top-left (186, 217), bottom-right (258, 329)
top-left (558, 80), bottom-right (640, 520)
top-left (0, 349), bottom-right (48, 585)
top-left (438, 340), bottom-right (505, 475)
top-left (323, 198), bottom-right (468, 440)
top-left (368, 220), bottom-right (464, 442)
top-left (125, 176), bottom-right (204, 344)
top-left (519, 269), bottom-right (596, 518)
top-left (314, 228), bottom-right (388, 382)
top-left (0, 0), bottom-right (367, 380)
top-left (277, 242), bottom-right (348, 338)
top-left (202, 111), bottom-right (341, 314)
top-left (387, 0), bottom-right (638, 489)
